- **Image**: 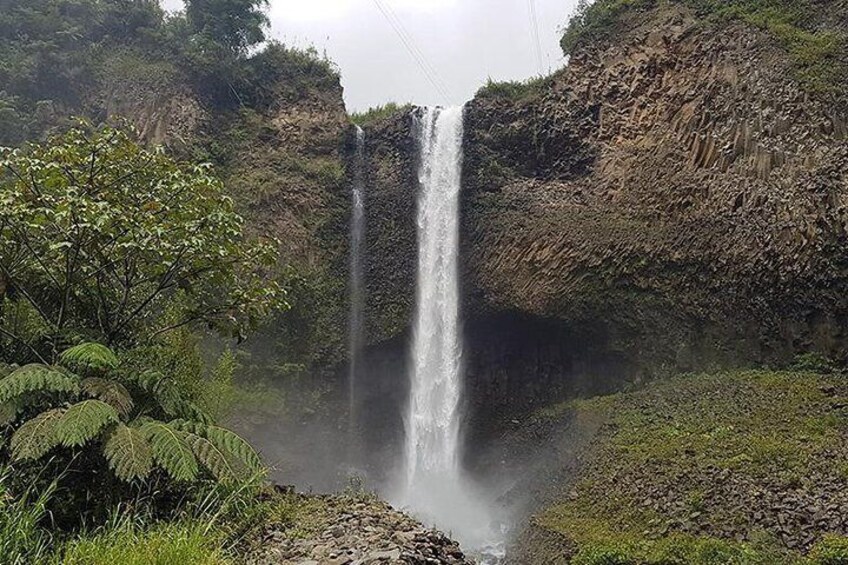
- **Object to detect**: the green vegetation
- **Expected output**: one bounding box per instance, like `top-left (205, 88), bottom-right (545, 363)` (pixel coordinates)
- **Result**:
top-left (534, 369), bottom-right (848, 563)
top-left (57, 520), bottom-right (231, 565)
top-left (475, 75), bottom-right (556, 102)
top-left (0, 0), bottom-right (335, 143)
top-left (561, 0), bottom-right (846, 93)
top-left (350, 102), bottom-right (413, 126)
top-left (0, 123), bottom-right (283, 361)
top-left (3, 342), bottom-right (262, 485)
top-left (0, 117), bottom-right (299, 561)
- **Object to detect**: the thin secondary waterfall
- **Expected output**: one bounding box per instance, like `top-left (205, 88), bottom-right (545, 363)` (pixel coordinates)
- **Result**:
top-left (404, 106), bottom-right (465, 490)
top-left (349, 126), bottom-right (366, 423)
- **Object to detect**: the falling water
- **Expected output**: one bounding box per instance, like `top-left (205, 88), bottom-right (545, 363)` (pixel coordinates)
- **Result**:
top-left (349, 126), bottom-right (366, 424)
top-left (400, 106), bottom-right (503, 560)
top-left (405, 106), bottom-right (464, 485)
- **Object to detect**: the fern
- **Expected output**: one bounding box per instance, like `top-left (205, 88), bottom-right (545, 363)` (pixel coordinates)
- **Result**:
top-left (0, 364), bottom-right (80, 404)
top-left (185, 434), bottom-right (239, 483)
top-left (56, 400), bottom-right (119, 448)
top-left (59, 343), bottom-right (119, 374)
top-left (171, 420), bottom-right (262, 474)
top-left (128, 370), bottom-right (211, 423)
top-left (103, 423), bottom-right (153, 481)
top-left (11, 408), bottom-right (66, 460)
top-left (140, 421), bottom-right (198, 482)
top-left (81, 378), bottom-right (134, 417)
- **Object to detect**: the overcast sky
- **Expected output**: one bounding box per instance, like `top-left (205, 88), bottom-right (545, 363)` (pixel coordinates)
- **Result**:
top-left (161, 0), bottom-right (580, 112)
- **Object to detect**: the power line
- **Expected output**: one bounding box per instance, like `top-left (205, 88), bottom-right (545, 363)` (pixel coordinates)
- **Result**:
top-left (528, 0), bottom-right (544, 75)
top-left (377, 0), bottom-right (451, 98)
top-left (371, 0), bottom-right (451, 101)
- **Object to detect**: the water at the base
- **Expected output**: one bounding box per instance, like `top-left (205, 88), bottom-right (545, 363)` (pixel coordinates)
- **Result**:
top-left (349, 126), bottom-right (366, 423)
top-left (399, 106), bottom-right (505, 561)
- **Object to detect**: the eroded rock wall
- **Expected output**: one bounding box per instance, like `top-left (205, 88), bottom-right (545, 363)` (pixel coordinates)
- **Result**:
top-left (357, 3), bottom-right (848, 437)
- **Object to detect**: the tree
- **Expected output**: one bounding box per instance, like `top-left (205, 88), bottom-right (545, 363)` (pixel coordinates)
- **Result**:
top-left (0, 122), bottom-right (285, 363)
top-left (1, 342), bottom-right (263, 484)
top-left (185, 0), bottom-right (269, 55)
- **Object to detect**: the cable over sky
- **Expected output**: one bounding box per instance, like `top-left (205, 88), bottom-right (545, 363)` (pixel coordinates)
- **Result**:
top-left (161, 0), bottom-right (579, 111)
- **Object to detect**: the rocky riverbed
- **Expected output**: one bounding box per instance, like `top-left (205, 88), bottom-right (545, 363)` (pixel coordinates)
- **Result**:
top-left (246, 494), bottom-right (473, 565)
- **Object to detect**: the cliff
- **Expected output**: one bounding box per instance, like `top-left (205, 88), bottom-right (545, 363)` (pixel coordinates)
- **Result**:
top-left (358, 1), bottom-right (848, 430)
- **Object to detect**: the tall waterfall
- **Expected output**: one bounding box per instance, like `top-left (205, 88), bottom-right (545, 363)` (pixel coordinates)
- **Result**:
top-left (405, 106), bottom-right (464, 489)
top-left (349, 126), bottom-right (366, 423)
top-left (400, 106), bottom-right (502, 558)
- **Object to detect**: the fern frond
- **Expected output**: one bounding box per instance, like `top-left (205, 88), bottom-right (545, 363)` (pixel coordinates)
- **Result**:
top-left (56, 400), bottom-right (119, 448)
top-left (0, 364), bottom-right (80, 404)
top-left (171, 420), bottom-right (263, 474)
top-left (125, 371), bottom-right (210, 423)
top-left (59, 343), bottom-right (119, 374)
top-left (103, 423), bottom-right (153, 481)
top-left (0, 364), bottom-right (16, 378)
top-left (0, 400), bottom-right (20, 427)
top-left (185, 434), bottom-right (239, 483)
top-left (11, 408), bottom-right (65, 460)
top-left (140, 421), bottom-right (198, 482)
top-left (81, 378), bottom-right (134, 418)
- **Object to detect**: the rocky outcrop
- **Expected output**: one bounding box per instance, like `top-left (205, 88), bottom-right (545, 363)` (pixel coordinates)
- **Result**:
top-left (247, 494), bottom-right (472, 565)
top-left (359, 3), bottom-right (848, 415)
top-left (461, 4), bottom-right (848, 376)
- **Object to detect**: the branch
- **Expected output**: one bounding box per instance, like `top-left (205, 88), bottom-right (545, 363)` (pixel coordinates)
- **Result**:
top-left (0, 326), bottom-right (48, 364)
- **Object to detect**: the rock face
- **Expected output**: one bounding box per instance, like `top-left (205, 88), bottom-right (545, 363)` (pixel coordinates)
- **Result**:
top-left (462, 3), bottom-right (848, 376)
top-left (247, 495), bottom-right (472, 565)
top-left (356, 2), bottom-right (848, 444)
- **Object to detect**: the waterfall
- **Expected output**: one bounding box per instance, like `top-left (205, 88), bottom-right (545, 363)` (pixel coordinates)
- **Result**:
top-left (399, 106), bottom-right (502, 559)
top-left (405, 106), bottom-right (465, 486)
top-left (349, 126), bottom-right (366, 424)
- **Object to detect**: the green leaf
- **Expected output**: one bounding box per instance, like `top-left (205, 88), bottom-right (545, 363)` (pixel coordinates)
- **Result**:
top-left (185, 434), bottom-right (239, 483)
top-left (11, 408), bottom-right (66, 460)
top-left (0, 364), bottom-right (80, 404)
top-left (56, 400), bottom-right (119, 448)
top-left (140, 421), bottom-right (198, 482)
top-left (60, 343), bottom-right (119, 374)
top-left (171, 419), bottom-right (263, 474)
top-left (81, 377), bottom-right (134, 418)
top-left (103, 423), bottom-right (153, 482)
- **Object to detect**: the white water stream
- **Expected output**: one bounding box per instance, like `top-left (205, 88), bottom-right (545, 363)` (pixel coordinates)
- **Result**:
top-left (349, 126), bottom-right (366, 423)
top-left (400, 106), bottom-right (504, 562)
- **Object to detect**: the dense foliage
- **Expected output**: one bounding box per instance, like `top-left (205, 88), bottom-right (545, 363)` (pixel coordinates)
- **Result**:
top-left (2, 342), bottom-right (262, 484)
top-left (0, 123), bottom-right (283, 362)
top-left (0, 0), bottom-right (330, 143)
top-left (561, 0), bottom-right (846, 93)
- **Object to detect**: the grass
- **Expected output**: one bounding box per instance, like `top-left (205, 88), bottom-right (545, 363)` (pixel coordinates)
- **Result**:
top-left (475, 75), bottom-right (556, 102)
top-left (350, 102), bottom-right (413, 126)
top-left (55, 520), bottom-right (232, 565)
top-left (534, 368), bottom-right (848, 564)
top-left (560, 0), bottom-right (846, 94)
top-left (0, 468), bottom-right (56, 564)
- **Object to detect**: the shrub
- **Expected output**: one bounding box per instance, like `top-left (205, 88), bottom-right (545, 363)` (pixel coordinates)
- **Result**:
top-left (0, 123), bottom-right (285, 362)
top-left (1, 342), bottom-right (263, 485)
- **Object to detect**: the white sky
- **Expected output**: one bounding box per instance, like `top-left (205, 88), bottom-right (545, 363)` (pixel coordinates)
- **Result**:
top-left (161, 0), bottom-right (580, 112)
